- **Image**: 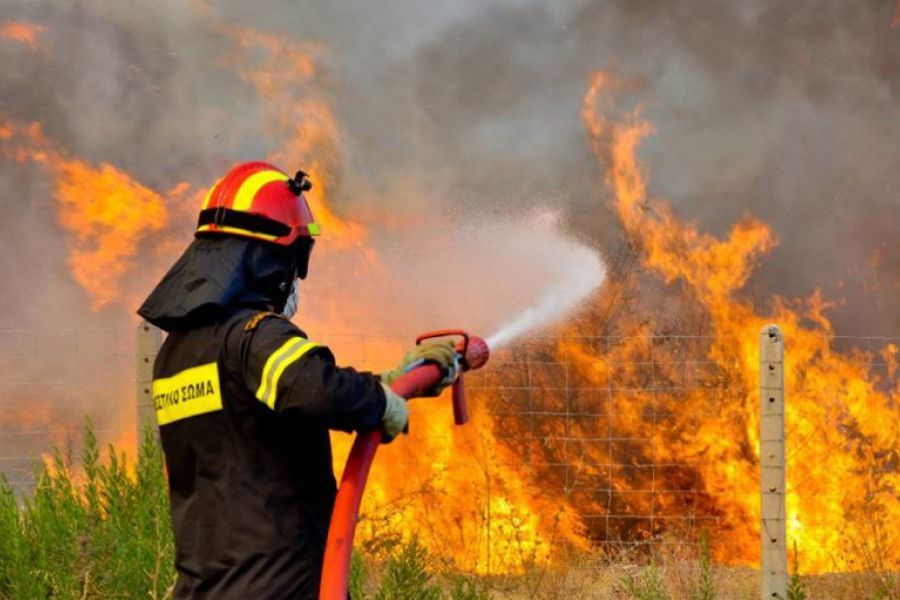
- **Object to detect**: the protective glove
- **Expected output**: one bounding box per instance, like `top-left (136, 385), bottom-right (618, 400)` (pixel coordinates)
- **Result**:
top-left (380, 339), bottom-right (459, 396)
top-left (380, 383), bottom-right (409, 443)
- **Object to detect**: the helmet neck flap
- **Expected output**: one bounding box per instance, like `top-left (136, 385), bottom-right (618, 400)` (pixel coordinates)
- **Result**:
top-left (138, 236), bottom-right (308, 332)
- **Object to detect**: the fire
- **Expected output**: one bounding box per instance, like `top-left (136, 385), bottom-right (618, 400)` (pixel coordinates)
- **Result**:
top-left (0, 21), bottom-right (44, 50)
top-left (56, 161), bottom-right (169, 309)
top-left (572, 71), bottom-right (899, 572)
top-left (0, 121), bottom-right (170, 310)
top-left (334, 403), bottom-right (588, 574)
top-left (179, 23), bottom-right (586, 573)
top-left (227, 25), bottom-right (367, 249)
top-left (2, 10), bottom-right (895, 579)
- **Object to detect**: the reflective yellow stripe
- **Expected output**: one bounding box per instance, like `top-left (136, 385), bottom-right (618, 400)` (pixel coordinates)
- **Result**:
top-left (200, 177), bottom-right (225, 210)
top-left (307, 222), bottom-right (321, 236)
top-left (196, 224), bottom-right (279, 242)
top-left (200, 186), bottom-right (216, 210)
top-left (233, 170), bottom-right (288, 212)
top-left (255, 337), bottom-right (320, 410)
top-left (152, 363), bottom-right (223, 426)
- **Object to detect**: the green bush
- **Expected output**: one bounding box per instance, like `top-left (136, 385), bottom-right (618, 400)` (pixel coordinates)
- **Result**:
top-left (374, 537), bottom-right (442, 600)
top-left (691, 531), bottom-right (715, 600)
top-left (349, 549), bottom-right (369, 599)
top-left (0, 424), bottom-right (492, 600)
top-left (0, 421), bottom-right (174, 599)
top-left (620, 559), bottom-right (670, 600)
top-left (780, 542), bottom-right (808, 600)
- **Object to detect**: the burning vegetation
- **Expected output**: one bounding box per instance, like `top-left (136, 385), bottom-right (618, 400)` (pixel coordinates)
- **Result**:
top-left (0, 1), bottom-right (897, 583)
top-left (553, 71), bottom-right (898, 572)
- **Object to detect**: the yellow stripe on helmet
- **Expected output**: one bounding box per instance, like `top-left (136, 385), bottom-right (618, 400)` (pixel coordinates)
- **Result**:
top-left (255, 336), bottom-right (321, 410)
top-left (233, 170), bottom-right (289, 212)
top-left (196, 224), bottom-right (279, 242)
top-left (200, 178), bottom-right (223, 210)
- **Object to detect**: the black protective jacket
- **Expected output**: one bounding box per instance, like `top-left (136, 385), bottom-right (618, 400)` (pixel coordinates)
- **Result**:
top-left (139, 237), bottom-right (385, 599)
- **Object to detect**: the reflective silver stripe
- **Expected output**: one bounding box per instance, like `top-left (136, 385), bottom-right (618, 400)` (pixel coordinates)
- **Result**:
top-left (255, 337), bottom-right (320, 409)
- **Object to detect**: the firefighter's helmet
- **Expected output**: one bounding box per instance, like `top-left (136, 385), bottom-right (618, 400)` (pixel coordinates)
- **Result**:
top-left (196, 161), bottom-right (320, 247)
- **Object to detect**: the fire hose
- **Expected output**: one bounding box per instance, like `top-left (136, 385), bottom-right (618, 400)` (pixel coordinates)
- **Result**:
top-left (319, 330), bottom-right (491, 599)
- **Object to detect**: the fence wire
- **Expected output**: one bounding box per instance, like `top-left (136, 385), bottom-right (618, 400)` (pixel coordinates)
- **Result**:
top-left (0, 328), bottom-right (136, 492)
top-left (0, 327), bottom-right (897, 568)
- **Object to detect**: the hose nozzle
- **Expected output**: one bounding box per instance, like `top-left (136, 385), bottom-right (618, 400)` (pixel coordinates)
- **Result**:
top-left (459, 335), bottom-right (489, 371)
top-left (415, 330), bottom-right (491, 426)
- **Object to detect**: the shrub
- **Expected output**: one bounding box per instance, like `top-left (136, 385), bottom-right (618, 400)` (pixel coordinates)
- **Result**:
top-left (0, 421), bottom-right (174, 599)
top-left (620, 560), bottom-right (670, 600)
top-left (781, 542), bottom-right (808, 600)
top-left (691, 531), bottom-right (715, 600)
top-left (374, 536), bottom-right (442, 600)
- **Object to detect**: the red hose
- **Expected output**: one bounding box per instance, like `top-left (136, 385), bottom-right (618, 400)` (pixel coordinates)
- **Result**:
top-left (319, 364), bottom-right (445, 599)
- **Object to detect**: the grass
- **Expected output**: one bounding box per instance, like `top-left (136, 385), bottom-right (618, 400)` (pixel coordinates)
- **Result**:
top-left (0, 423), bottom-right (896, 599)
top-left (0, 422), bottom-right (174, 599)
top-left (779, 542), bottom-right (809, 600)
top-left (0, 423), bottom-right (490, 600)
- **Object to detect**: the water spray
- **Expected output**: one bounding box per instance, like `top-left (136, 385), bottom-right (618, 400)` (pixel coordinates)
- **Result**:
top-left (486, 249), bottom-right (605, 349)
top-left (320, 330), bottom-right (490, 599)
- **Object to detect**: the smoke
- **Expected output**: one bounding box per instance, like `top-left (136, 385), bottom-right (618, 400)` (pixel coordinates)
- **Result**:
top-left (220, 0), bottom-right (900, 334)
top-left (405, 0), bottom-right (900, 335)
top-left (305, 208), bottom-right (606, 343)
top-left (0, 1), bottom-right (897, 336)
top-left (0, 0), bottom-right (896, 562)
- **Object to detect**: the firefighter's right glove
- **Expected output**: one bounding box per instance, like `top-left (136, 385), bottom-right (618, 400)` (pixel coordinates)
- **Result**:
top-left (380, 383), bottom-right (409, 443)
top-left (380, 339), bottom-right (459, 396)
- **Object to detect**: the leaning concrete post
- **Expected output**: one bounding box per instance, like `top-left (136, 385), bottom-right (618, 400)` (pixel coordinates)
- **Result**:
top-left (760, 324), bottom-right (787, 599)
top-left (136, 320), bottom-right (162, 436)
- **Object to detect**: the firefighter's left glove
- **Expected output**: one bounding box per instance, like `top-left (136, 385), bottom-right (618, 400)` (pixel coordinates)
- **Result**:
top-left (380, 340), bottom-right (459, 396)
top-left (380, 383), bottom-right (409, 443)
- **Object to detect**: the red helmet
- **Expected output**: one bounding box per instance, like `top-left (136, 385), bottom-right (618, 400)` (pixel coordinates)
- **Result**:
top-left (196, 161), bottom-right (320, 246)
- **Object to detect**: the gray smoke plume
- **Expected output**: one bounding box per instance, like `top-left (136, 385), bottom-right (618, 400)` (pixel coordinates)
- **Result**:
top-left (1, 0), bottom-right (898, 548)
top-left (223, 0), bottom-right (900, 334)
top-left (2, 0), bottom-right (897, 334)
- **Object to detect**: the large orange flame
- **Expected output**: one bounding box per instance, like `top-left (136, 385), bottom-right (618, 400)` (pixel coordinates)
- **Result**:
top-left (225, 26), bottom-right (589, 574)
top-left (2, 12), bottom-right (896, 578)
top-left (0, 122), bottom-right (171, 309)
top-left (575, 71), bottom-right (899, 572)
top-left (56, 161), bottom-right (168, 309)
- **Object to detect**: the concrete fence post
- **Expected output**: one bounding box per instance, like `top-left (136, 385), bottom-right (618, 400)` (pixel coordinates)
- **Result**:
top-left (136, 320), bottom-right (162, 436)
top-left (760, 324), bottom-right (787, 599)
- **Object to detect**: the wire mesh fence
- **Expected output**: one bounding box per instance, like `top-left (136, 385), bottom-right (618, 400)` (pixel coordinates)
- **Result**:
top-left (0, 325), bottom-right (897, 571)
top-left (0, 328), bottom-right (137, 492)
top-left (470, 335), bottom-right (730, 558)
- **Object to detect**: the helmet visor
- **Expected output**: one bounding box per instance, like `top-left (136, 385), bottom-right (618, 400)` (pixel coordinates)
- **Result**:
top-left (294, 237), bottom-right (315, 280)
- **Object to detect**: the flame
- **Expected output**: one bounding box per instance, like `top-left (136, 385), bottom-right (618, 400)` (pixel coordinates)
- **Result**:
top-left (227, 26), bottom-right (367, 248)
top-left (0, 21), bottom-right (367, 311)
top-left (220, 24), bottom-right (586, 572)
top-left (0, 121), bottom-right (170, 309)
top-left (2, 11), bottom-right (895, 577)
top-left (571, 71), bottom-right (899, 572)
top-left (56, 162), bottom-right (169, 309)
top-left (0, 21), bottom-right (44, 50)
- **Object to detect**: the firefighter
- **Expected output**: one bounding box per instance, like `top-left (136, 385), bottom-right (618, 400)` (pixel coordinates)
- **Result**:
top-left (138, 162), bottom-right (457, 599)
